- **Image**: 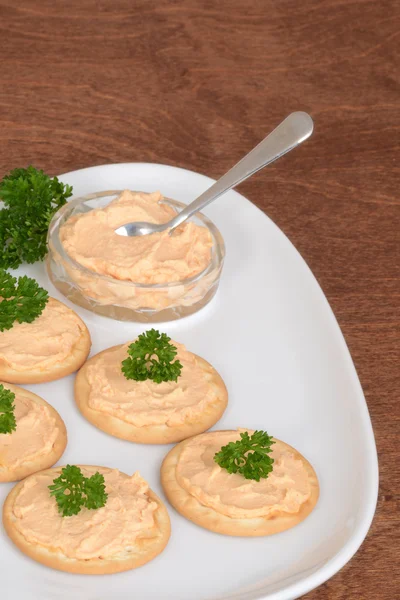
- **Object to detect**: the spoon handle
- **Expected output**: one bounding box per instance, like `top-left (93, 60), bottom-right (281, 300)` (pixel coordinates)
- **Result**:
top-left (169, 111), bottom-right (313, 231)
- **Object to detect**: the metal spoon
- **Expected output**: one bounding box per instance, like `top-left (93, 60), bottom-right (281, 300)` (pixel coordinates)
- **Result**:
top-left (115, 111), bottom-right (313, 237)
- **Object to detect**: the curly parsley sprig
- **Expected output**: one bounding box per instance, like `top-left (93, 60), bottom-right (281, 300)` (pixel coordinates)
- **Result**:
top-left (48, 465), bottom-right (108, 517)
top-left (122, 329), bottom-right (183, 384)
top-left (214, 430), bottom-right (275, 482)
top-left (0, 269), bottom-right (49, 331)
top-left (0, 166), bottom-right (73, 269)
top-left (0, 384), bottom-right (17, 435)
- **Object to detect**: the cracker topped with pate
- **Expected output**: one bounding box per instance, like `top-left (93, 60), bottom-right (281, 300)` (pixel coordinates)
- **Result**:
top-left (161, 429), bottom-right (319, 536)
top-left (0, 271), bottom-right (91, 384)
top-left (3, 465), bottom-right (170, 574)
top-left (0, 383), bottom-right (67, 482)
top-left (75, 329), bottom-right (228, 444)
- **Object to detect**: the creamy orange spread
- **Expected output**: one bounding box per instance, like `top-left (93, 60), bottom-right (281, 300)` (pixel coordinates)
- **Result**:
top-left (0, 390), bottom-right (58, 469)
top-left (12, 468), bottom-right (158, 559)
top-left (59, 190), bottom-right (213, 284)
top-left (0, 298), bottom-right (85, 371)
top-left (86, 342), bottom-right (218, 427)
top-left (176, 431), bottom-right (311, 518)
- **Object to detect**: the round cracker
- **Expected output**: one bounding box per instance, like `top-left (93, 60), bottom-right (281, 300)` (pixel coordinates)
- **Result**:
top-left (3, 465), bottom-right (171, 574)
top-left (0, 298), bottom-right (91, 384)
top-left (161, 430), bottom-right (319, 537)
top-left (0, 384), bottom-right (67, 483)
top-left (75, 345), bottom-right (228, 444)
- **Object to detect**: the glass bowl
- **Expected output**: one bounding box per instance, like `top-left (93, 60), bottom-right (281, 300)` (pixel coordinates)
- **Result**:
top-left (46, 191), bottom-right (225, 323)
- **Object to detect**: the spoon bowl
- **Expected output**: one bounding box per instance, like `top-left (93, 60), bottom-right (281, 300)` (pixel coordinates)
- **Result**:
top-left (115, 221), bottom-right (166, 237)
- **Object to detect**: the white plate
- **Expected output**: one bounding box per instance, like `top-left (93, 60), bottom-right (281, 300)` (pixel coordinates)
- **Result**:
top-left (1, 163), bottom-right (378, 600)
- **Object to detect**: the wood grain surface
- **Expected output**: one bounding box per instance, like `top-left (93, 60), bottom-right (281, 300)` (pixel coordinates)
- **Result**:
top-left (0, 1), bottom-right (399, 597)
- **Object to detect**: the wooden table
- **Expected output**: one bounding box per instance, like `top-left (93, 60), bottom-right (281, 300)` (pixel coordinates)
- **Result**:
top-left (0, 1), bottom-right (399, 597)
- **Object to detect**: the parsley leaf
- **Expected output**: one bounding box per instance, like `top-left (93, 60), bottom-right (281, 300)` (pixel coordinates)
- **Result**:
top-left (48, 465), bottom-right (108, 517)
top-left (83, 472), bottom-right (108, 510)
top-left (0, 384), bottom-right (17, 435)
top-left (0, 166), bottom-right (73, 269)
top-left (0, 269), bottom-right (49, 331)
top-left (214, 430), bottom-right (275, 482)
top-left (121, 329), bottom-right (183, 384)
top-left (48, 465), bottom-right (86, 517)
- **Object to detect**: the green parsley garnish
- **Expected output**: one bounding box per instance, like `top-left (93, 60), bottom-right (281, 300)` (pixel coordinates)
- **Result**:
top-left (122, 329), bottom-right (183, 384)
top-left (0, 384), bottom-right (17, 435)
top-left (0, 269), bottom-right (49, 331)
top-left (48, 465), bottom-right (108, 517)
top-left (0, 166), bottom-right (73, 269)
top-left (214, 430), bottom-right (275, 481)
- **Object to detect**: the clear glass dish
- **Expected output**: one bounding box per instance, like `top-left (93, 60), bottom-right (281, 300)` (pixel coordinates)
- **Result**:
top-left (46, 191), bottom-right (225, 323)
